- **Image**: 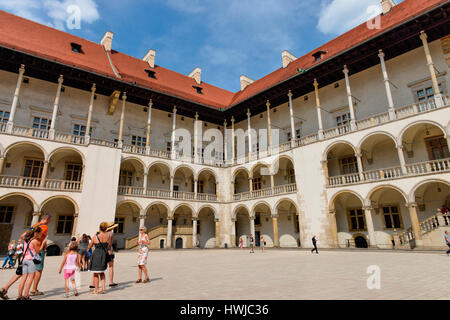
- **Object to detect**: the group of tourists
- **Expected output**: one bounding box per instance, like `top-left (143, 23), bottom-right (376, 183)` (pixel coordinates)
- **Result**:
top-left (0, 218), bottom-right (152, 300)
top-left (239, 234), bottom-right (266, 253)
top-left (1, 239), bottom-right (24, 269)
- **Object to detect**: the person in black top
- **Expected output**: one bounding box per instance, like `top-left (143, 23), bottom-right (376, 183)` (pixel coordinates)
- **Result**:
top-left (311, 235), bottom-right (319, 254)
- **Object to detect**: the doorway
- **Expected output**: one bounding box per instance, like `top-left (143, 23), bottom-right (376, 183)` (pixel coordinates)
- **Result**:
top-left (355, 236), bottom-right (368, 248)
top-left (255, 231), bottom-right (261, 247)
top-left (175, 237), bottom-right (183, 249)
top-left (160, 239), bottom-right (164, 249)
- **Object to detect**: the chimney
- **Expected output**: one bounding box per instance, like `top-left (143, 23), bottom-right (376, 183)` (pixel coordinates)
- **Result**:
top-left (101, 31), bottom-right (114, 51)
top-left (240, 75), bottom-right (254, 91)
top-left (188, 67), bottom-right (202, 85)
top-left (380, 0), bottom-right (396, 15)
top-left (143, 49), bottom-right (156, 69)
top-left (282, 50), bottom-right (297, 68)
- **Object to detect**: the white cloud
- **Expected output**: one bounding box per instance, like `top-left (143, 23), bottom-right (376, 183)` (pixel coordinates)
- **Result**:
top-left (317, 0), bottom-right (382, 35)
top-left (0, 0), bottom-right (100, 30)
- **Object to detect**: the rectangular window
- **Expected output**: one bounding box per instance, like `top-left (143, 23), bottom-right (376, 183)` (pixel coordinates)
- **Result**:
top-left (425, 136), bottom-right (449, 160)
top-left (0, 206), bottom-right (14, 223)
top-left (296, 129), bottom-right (301, 139)
top-left (167, 142), bottom-right (171, 152)
top-left (252, 177), bottom-right (262, 191)
top-left (287, 132), bottom-right (292, 142)
top-left (119, 170), bottom-right (133, 186)
top-left (348, 208), bottom-right (365, 231)
top-left (73, 124), bottom-right (93, 137)
top-left (340, 156), bottom-right (358, 175)
top-left (288, 169), bottom-right (295, 184)
top-left (255, 215), bottom-right (261, 226)
top-left (23, 159), bottom-right (44, 178)
top-left (416, 83), bottom-right (444, 111)
top-left (0, 110), bottom-right (10, 123)
top-left (197, 180), bottom-right (204, 194)
top-left (32, 117), bottom-right (51, 131)
top-left (336, 113), bottom-right (351, 134)
top-left (197, 220), bottom-right (201, 234)
top-left (382, 206), bottom-right (402, 229)
top-left (65, 164), bottom-right (82, 181)
top-left (132, 135), bottom-right (146, 147)
top-left (56, 215), bottom-right (74, 234)
top-left (114, 217), bottom-right (125, 234)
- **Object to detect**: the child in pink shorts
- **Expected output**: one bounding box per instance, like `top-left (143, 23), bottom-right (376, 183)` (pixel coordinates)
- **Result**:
top-left (59, 242), bottom-right (80, 298)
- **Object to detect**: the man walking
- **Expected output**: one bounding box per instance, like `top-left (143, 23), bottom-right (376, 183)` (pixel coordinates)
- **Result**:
top-left (311, 235), bottom-right (319, 254)
top-left (445, 231), bottom-right (450, 256)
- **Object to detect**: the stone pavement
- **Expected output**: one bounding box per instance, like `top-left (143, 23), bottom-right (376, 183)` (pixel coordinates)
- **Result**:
top-left (0, 249), bottom-right (448, 300)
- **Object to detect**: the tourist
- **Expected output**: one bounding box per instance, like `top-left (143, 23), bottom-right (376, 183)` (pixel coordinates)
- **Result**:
top-left (311, 235), bottom-right (319, 254)
top-left (249, 234), bottom-right (254, 253)
top-left (106, 221), bottom-right (118, 287)
top-left (260, 236), bottom-right (265, 253)
top-left (445, 231), bottom-right (450, 256)
top-left (13, 240), bottom-right (23, 267)
top-left (77, 234), bottom-right (89, 271)
top-left (59, 241), bottom-right (80, 297)
top-left (87, 222), bottom-right (111, 295)
top-left (239, 237), bottom-right (243, 249)
top-left (136, 227), bottom-right (150, 283)
top-left (1, 240), bottom-right (15, 269)
top-left (17, 227), bottom-right (46, 300)
top-left (28, 214), bottom-right (51, 297)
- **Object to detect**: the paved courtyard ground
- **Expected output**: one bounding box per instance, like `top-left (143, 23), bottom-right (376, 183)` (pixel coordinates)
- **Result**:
top-left (0, 249), bottom-right (449, 300)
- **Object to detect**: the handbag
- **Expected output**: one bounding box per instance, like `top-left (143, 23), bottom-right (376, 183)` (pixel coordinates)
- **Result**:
top-left (16, 240), bottom-right (31, 275)
top-left (96, 234), bottom-right (112, 266)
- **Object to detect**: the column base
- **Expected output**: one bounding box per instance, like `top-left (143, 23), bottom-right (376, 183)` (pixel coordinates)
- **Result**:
top-left (434, 94), bottom-right (444, 108)
top-left (350, 120), bottom-right (357, 131)
top-left (388, 108), bottom-right (396, 120)
top-left (48, 129), bottom-right (55, 140)
top-left (6, 122), bottom-right (13, 134)
top-left (318, 130), bottom-right (324, 140)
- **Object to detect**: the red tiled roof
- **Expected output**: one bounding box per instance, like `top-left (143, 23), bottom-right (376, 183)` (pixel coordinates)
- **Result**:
top-left (0, 0), bottom-right (446, 110)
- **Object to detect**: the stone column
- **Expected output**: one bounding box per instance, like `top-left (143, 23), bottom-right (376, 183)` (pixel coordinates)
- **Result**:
top-left (247, 109), bottom-right (252, 161)
top-left (343, 66), bottom-right (356, 131)
top-left (272, 214), bottom-right (279, 247)
top-left (145, 99), bottom-right (152, 152)
top-left (166, 218), bottom-right (173, 248)
top-left (192, 218), bottom-right (198, 248)
top-left (39, 160), bottom-right (49, 188)
top-left (71, 213), bottom-right (79, 237)
top-left (31, 212), bottom-right (41, 226)
top-left (117, 92), bottom-right (127, 148)
top-left (169, 175), bottom-right (174, 197)
top-left (248, 177), bottom-right (253, 193)
top-left (194, 112), bottom-right (199, 163)
top-left (0, 157), bottom-right (5, 175)
top-left (329, 209), bottom-right (339, 248)
top-left (396, 145), bottom-right (407, 175)
top-left (288, 90), bottom-right (296, 148)
top-left (407, 203), bottom-right (423, 248)
top-left (231, 117), bottom-right (236, 164)
top-left (49, 75), bottom-right (64, 139)
top-left (143, 172), bottom-right (148, 194)
top-left (249, 216), bottom-right (255, 238)
top-left (139, 211), bottom-right (146, 229)
top-left (419, 31), bottom-right (443, 108)
top-left (270, 174), bottom-right (275, 193)
top-left (378, 50), bottom-right (396, 120)
top-left (171, 106), bottom-right (177, 160)
top-left (313, 79), bottom-right (324, 140)
top-left (231, 218), bottom-right (236, 247)
top-left (85, 84), bottom-right (96, 144)
top-left (194, 179), bottom-right (198, 199)
top-left (223, 120), bottom-right (228, 164)
top-left (355, 149), bottom-right (364, 181)
top-left (7, 64), bottom-right (25, 133)
top-left (363, 207), bottom-right (377, 248)
top-left (215, 218), bottom-right (220, 248)
top-left (266, 100), bottom-right (272, 153)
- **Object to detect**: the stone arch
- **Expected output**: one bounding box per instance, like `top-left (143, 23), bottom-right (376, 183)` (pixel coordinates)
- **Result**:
top-left (5, 141), bottom-right (48, 160)
top-left (48, 147), bottom-right (85, 165)
top-left (365, 184), bottom-right (408, 206)
top-left (147, 161), bottom-right (171, 175)
top-left (197, 204), bottom-right (218, 220)
top-left (144, 201), bottom-right (171, 217)
top-left (399, 120), bottom-right (448, 145)
top-left (274, 197), bottom-right (299, 214)
top-left (116, 199), bottom-right (143, 212)
top-left (357, 130), bottom-right (399, 150)
top-left (232, 204), bottom-right (251, 219)
top-left (252, 200), bottom-right (272, 216)
top-left (173, 164), bottom-right (195, 177)
top-left (0, 142), bottom-right (4, 158)
top-left (196, 168), bottom-right (218, 182)
top-left (121, 156), bottom-right (146, 172)
top-left (323, 140), bottom-right (357, 161)
top-left (409, 178), bottom-right (450, 203)
top-left (172, 203), bottom-right (195, 218)
top-left (0, 192), bottom-right (38, 212)
top-left (329, 190), bottom-right (365, 211)
top-left (251, 161), bottom-right (271, 176)
top-left (39, 195), bottom-right (79, 214)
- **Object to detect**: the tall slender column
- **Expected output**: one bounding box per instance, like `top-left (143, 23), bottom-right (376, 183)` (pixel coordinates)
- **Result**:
top-left (117, 92), bottom-right (127, 148)
top-left (194, 179), bottom-right (198, 199)
top-left (249, 216), bottom-right (255, 239)
top-left (407, 203), bottom-right (423, 248)
top-left (7, 64), bottom-right (25, 133)
top-left (272, 214), bottom-right (279, 247)
top-left (363, 207), bottom-right (377, 248)
top-left (223, 120), bottom-right (228, 164)
top-left (145, 99), bottom-right (152, 152)
top-left (31, 212), bottom-right (41, 226)
top-left (143, 172), bottom-right (148, 194)
top-left (247, 109), bottom-right (252, 161)
top-left (355, 149), bottom-right (364, 181)
top-left (39, 160), bottom-right (49, 188)
top-left (288, 90), bottom-right (296, 148)
top-left (139, 210), bottom-right (146, 229)
top-left (396, 145), bottom-right (407, 174)
top-left (49, 75), bottom-right (64, 139)
top-left (231, 218), bottom-right (236, 247)
top-left (169, 175), bottom-right (174, 197)
top-left (166, 218), bottom-right (173, 248)
top-left (420, 31), bottom-right (443, 108)
top-left (215, 218), bottom-right (220, 248)
top-left (313, 79), bottom-right (324, 140)
top-left (329, 209), bottom-right (339, 248)
top-left (85, 84), bottom-right (96, 144)
top-left (266, 100), bottom-right (272, 153)
top-left (194, 112), bottom-right (199, 163)
top-left (378, 50), bottom-right (396, 120)
top-left (0, 157), bottom-right (5, 175)
top-left (248, 177), bottom-right (253, 193)
top-left (343, 66), bottom-right (356, 131)
top-left (192, 218), bottom-right (198, 248)
top-left (270, 174), bottom-right (274, 191)
top-left (231, 117), bottom-right (236, 164)
top-left (171, 106), bottom-right (177, 160)
top-left (71, 213), bottom-right (79, 237)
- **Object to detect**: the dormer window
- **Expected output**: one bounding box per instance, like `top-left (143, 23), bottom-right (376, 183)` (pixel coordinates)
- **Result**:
top-left (312, 50), bottom-right (327, 62)
top-left (70, 42), bottom-right (83, 53)
top-left (193, 86), bottom-right (203, 94)
top-left (145, 69), bottom-right (156, 79)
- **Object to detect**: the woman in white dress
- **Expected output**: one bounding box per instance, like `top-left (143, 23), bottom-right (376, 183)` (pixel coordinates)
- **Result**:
top-left (136, 227), bottom-right (150, 283)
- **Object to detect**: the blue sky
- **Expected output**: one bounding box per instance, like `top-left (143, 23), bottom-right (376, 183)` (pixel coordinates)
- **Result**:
top-left (0, 0), bottom-right (403, 92)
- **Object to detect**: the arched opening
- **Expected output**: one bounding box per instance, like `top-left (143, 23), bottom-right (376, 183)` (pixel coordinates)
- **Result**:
top-left (0, 194), bottom-right (35, 253)
top-left (413, 180), bottom-right (450, 221)
top-left (146, 162), bottom-right (171, 192)
top-left (159, 239), bottom-right (165, 249)
top-left (175, 237), bottom-right (183, 249)
top-left (172, 204), bottom-right (194, 249)
top-left (359, 134), bottom-right (400, 178)
top-left (326, 142), bottom-right (358, 179)
top-left (144, 203), bottom-right (169, 249)
top-left (115, 201), bottom-right (141, 249)
top-left (197, 170), bottom-right (217, 196)
top-left (251, 164), bottom-right (270, 192)
top-left (197, 206), bottom-right (216, 248)
top-left (48, 148), bottom-right (84, 190)
top-left (233, 169), bottom-right (249, 195)
top-left (173, 166), bottom-right (194, 196)
top-left (354, 235), bottom-right (368, 248)
top-left (3, 143), bottom-right (45, 187)
top-left (273, 157), bottom-right (296, 187)
top-left (253, 202), bottom-right (272, 247)
top-left (118, 158), bottom-right (145, 195)
top-left (235, 206), bottom-right (250, 247)
top-left (276, 199), bottom-right (300, 247)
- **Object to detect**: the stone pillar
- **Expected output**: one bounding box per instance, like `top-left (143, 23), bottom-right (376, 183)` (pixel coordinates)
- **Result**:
top-left (0, 157), bottom-right (5, 175)
top-left (288, 90), bottom-right (296, 148)
top-left (363, 207), bottom-right (377, 248)
top-left (117, 92), bottom-right (127, 148)
top-left (420, 31), bottom-right (443, 108)
top-left (7, 64), bottom-right (25, 133)
top-left (71, 213), bottom-right (79, 237)
top-left (231, 117), bottom-right (236, 164)
top-left (407, 203), bottom-right (423, 248)
top-left (231, 218), bottom-right (236, 247)
top-left (171, 106), bottom-right (177, 160)
top-left (223, 120), bottom-right (228, 164)
top-left (139, 211), bottom-right (146, 229)
top-left (215, 218), bottom-right (220, 248)
top-left (169, 175), bottom-right (174, 197)
top-left (266, 100), bottom-right (272, 153)
top-left (248, 177), bottom-right (253, 193)
top-left (270, 174), bottom-right (275, 192)
top-left (39, 160), bottom-right (49, 188)
top-left (329, 209), bottom-right (339, 248)
top-left (166, 218), bottom-right (173, 248)
top-left (313, 79), bottom-right (324, 140)
top-left (49, 75), bottom-right (64, 139)
top-left (143, 172), bottom-right (148, 194)
top-left (145, 99), bottom-right (152, 152)
top-left (249, 216), bottom-right (255, 238)
top-left (396, 145), bottom-right (407, 175)
top-left (378, 50), bottom-right (396, 120)
top-left (31, 212), bottom-right (41, 226)
top-left (194, 179), bottom-right (198, 199)
top-left (85, 83), bottom-right (96, 144)
top-left (272, 214), bottom-right (279, 247)
top-left (192, 218), bottom-right (198, 248)
top-left (247, 108), bottom-right (252, 161)
top-left (343, 66), bottom-right (357, 131)
top-left (355, 149), bottom-right (364, 181)
top-left (194, 112), bottom-right (199, 163)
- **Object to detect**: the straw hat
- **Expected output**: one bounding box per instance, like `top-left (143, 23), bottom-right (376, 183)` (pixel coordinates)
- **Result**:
top-left (106, 221), bottom-right (118, 232)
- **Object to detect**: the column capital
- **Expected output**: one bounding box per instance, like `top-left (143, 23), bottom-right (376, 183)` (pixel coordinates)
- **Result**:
top-left (266, 100), bottom-right (270, 108)
top-left (343, 65), bottom-right (349, 75)
top-left (167, 216), bottom-right (174, 221)
top-left (396, 144), bottom-right (403, 150)
top-left (173, 106), bottom-right (177, 113)
top-left (271, 214), bottom-right (279, 219)
top-left (139, 214), bottom-right (146, 220)
top-left (91, 83), bottom-right (96, 92)
top-left (378, 49), bottom-right (385, 59)
top-left (231, 218), bottom-right (237, 222)
top-left (313, 78), bottom-right (319, 88)
top-left (192, 217), bottom-right (198, 221)
top-left (148, 99), bottom-right (153, 107)
top-left (249, 216), bottom-right (255, 220)
top-left (223, 119), bottom-right (227, 127)
top-left (406, 202), bottom-right (418, 208)
top-left (355, 152), bottom-right (362, 158)
top-left (320, 160), bottom-right (328, 165)
top-left (194, 112), bottom-right (199, 120)
top-left (73, 213), bottom-right (79, 218)
top-left (122, 91), bottom-right (127, 100)
top-left (287, 90), bottom-right (293, 98)
top-left (329, 209), bottom-right (336, 215)
top-left (32, 212), bottom-right (41, 217)
top-left (214, 218), bottom-right (220, 222)
top-left (419, 30), bottom-right (427, 41)
top-left (194, 179), bottom-right (198, 183)
top-left (57, 74), bottom-right (64, 84)
top-left (363, 206), bottom-right (373, 211)
top-left (19, 64), bottom-right (25, 74)
top-left (246, 108), bottom-right (251, 117)
top-left (231, 116), bottom-right (235, 123)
